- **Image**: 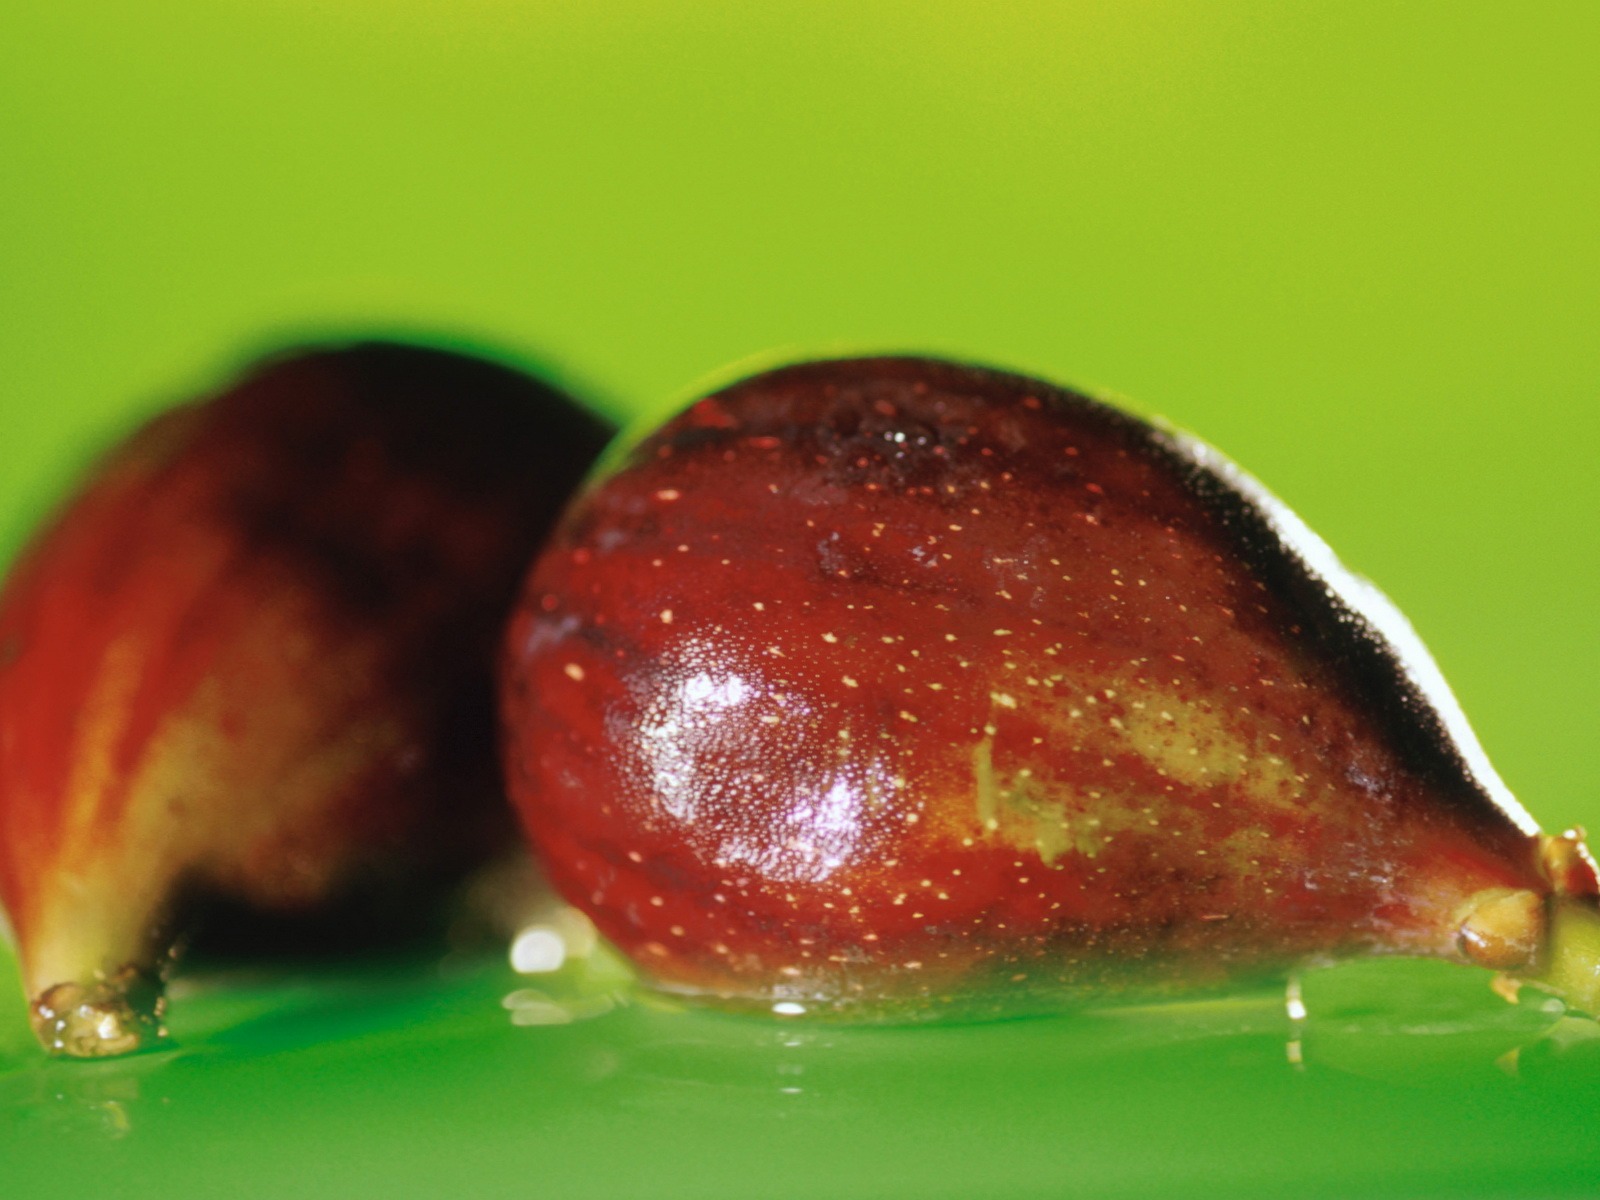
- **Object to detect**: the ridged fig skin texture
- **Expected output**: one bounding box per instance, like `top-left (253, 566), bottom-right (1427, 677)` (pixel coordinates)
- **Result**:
top-left (502, 357), bottom-right (1600, 1022)
top-left (0, 342), bottom-right (611, 1056)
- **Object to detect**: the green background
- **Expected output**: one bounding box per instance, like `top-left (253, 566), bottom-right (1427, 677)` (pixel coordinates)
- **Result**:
top-left (2, 2), bottom-right (1598, 1195)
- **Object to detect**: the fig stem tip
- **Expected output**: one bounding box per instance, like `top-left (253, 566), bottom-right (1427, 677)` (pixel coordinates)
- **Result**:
top-left (1530, 898), bottom-right (1600, 1018)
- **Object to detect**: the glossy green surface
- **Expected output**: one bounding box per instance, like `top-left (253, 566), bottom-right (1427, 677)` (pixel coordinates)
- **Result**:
top-left (3, 2), bottom-right (1599, 1195)
top-left (4, 947), bottom-right (1600, 1198)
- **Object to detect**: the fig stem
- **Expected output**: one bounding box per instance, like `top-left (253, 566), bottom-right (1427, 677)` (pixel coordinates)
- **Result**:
top-left (1531, 898), bottom-right (1600, 1016)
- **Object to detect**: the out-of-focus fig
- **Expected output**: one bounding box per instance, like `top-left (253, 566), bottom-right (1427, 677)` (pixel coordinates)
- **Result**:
top-left (0, 342), bottom-right (611, 1055)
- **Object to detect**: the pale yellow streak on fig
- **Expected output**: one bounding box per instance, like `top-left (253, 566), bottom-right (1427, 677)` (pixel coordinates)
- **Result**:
top-left (973, 725), bottom-right (1078, 862)
top-left (972, 736), bottom-right (999, 833)
top-left (27, 688), bottom-right (225, 995)
top-left (1002, 776), bottom-right (1075, 864)
top-left (27, 593), bottom-right (404, 997)
top-left (1116, 687), bottom-right (1309, 818)
top-left (1053, 679), bottom-right (1307, 813)
top-left (955, 677), bottom-right (1314, 870)
top-left (971, 734), bottom-right (1110, 865)
top-left (57, 634), bottom-right (150, 874)
top-left (169, 593), bottom-right (402, 902)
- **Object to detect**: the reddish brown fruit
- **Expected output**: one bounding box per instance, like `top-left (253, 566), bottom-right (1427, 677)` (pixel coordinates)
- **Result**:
top-left (502, 357), bottom-right (1600, 1021)
top-left (0, 342), bottom-right (611, 1055)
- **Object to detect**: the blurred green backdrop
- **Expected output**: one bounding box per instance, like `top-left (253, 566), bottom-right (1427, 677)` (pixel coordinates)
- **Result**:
top-left (2, 2), bottom-right (1598, 1196)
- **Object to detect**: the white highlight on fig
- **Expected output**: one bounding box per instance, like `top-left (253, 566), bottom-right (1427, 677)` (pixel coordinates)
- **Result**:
top-left (633, 636), bottom-right (887, 884)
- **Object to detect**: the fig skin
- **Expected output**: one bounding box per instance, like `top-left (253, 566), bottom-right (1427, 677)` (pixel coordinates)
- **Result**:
top-left (0, 342), bottom-right (612, 1056)
top-left (501, 356), bottom-right (1600, 1021)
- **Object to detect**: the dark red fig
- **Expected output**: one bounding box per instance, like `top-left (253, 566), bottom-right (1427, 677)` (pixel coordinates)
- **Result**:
top-left (0, 342), bottom-right (611, 1055)
top-left (501, 357), bottom-right (1600, 1021)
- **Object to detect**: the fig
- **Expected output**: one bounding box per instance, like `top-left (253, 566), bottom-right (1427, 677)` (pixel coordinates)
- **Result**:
top-left (0, 342), bottom-right (611, 1056)
top-left (501, 356), bottom-right (1600, 1022)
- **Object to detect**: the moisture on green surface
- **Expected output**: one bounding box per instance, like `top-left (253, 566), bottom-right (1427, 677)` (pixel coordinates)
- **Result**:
top-left (3, 947), bottom-right (1600, 1199)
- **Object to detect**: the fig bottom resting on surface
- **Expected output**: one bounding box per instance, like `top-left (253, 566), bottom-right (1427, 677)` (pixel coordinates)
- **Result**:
top-left (500, 356), bottom-right (1600, 1022)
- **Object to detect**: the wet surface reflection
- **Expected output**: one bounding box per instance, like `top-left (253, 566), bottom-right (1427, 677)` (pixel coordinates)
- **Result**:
top-left (2, 950), bottom-right (1600, 1197)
